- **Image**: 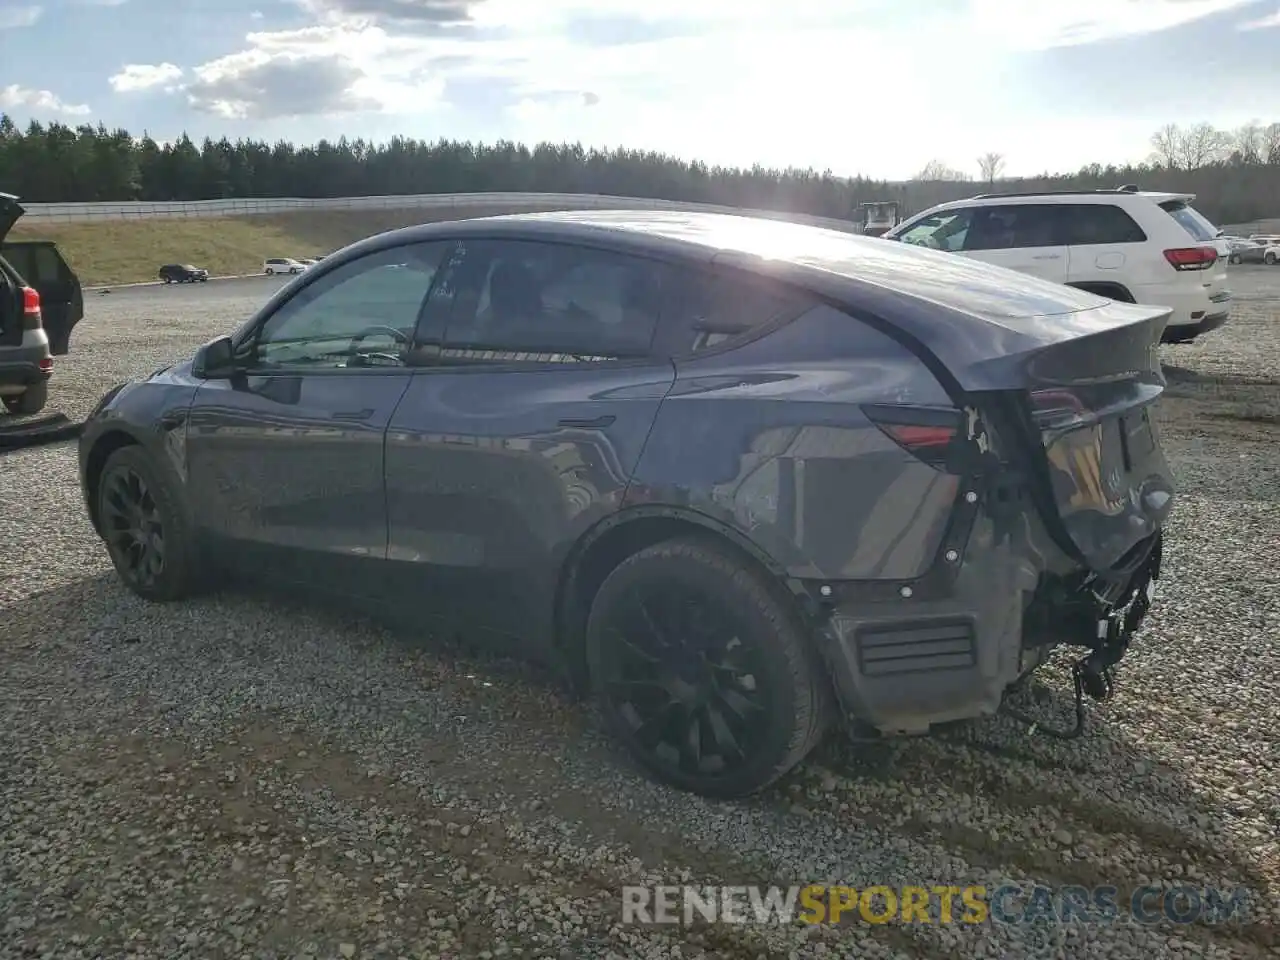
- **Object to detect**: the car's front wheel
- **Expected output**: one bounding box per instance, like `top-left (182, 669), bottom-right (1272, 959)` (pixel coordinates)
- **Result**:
top-left (1230, 254), bottom-right (1241, 265)
top-left (2, 380), bottom-right (48, 415)
top-left (1266, 252), bottom-right (1278, 266)
top-left (586, 536), bottom-right (831, 799)
top-left (96, 446), bottom-right (204, 602)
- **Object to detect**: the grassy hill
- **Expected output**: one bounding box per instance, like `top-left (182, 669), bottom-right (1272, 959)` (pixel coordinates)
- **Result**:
top-left (7, 207), bottom-right (511, 286)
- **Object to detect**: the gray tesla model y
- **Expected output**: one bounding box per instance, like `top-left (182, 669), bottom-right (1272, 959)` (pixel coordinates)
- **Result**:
top-left (78, 210), bottom-right (1173, 798)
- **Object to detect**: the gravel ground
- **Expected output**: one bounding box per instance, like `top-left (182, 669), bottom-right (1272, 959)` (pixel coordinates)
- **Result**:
top-left (2, 270), bottom-right (1278, 959)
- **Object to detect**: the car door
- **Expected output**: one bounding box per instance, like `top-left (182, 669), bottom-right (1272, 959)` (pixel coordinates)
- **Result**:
top-left (960, 204), bottom-right (1070, 283)
top-left (184, 240), bottom-right (453, 592)
top-left (1057, 202), bottom-right (1149, 283)
top-left (383, 237), bottom-right (678, 650)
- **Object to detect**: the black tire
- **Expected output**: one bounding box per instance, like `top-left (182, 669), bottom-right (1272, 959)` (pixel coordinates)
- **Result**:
top-left (2, 380), bottom-right (48, 415)
top-left (1230, 254), bottom-right (1241, 265)
top-left (290, 267), bottom-right (300, 274)
top-left (1266, 253), bottom-right (1277, 266)
top-left (585, 537), bottom-right (832, 799)
top-left (96, 445), bottom-right (205, 602)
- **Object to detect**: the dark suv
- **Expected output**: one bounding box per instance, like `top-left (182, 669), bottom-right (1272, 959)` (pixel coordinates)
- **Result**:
top-left (77, 211), bottom-right (1173, 798)
top-left (1, 193), bottom-right (84, 415)
top-left (160, 263), bottom-right (210, 284)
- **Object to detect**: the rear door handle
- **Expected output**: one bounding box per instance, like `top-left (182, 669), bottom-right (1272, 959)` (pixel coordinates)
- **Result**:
top-left (332, 408), bottom-right (376, 421)
top-left (557, 415), bottom-right (616, 428)
top-left (1032, 254), bottom-right (1061, 260)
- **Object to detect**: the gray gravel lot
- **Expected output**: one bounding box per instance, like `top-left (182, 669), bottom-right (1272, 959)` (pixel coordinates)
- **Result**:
top-left (2, 267), bottom-right (1279, 959)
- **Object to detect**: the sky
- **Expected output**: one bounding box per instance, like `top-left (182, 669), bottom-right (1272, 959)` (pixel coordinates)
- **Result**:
top-left (1, 0), bottom-right (1279, 180)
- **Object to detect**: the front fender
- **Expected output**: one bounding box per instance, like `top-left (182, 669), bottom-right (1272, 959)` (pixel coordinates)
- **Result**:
top-left (78, 370), bottom-right (201, 531)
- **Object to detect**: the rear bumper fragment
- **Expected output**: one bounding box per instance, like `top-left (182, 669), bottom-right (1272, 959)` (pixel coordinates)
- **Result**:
top-left (810, 508), bottom-right (1164, 737)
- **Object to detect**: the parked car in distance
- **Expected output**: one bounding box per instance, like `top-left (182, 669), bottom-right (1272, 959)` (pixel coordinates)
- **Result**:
top-left (264, 258), bottom-right (306, 275)
top-left (159, 263), bottom-right (209, 284)
top-left (884, 186), bottom-right (1231, 344)
top-left (78, 211), bottom-right (1173, 798)
top-left (1, 192), bottom-right (84, 414)
top-left (297, 258), bottom-right (319, 267)
top-left (1225, 237), bottom-right (1267, 265)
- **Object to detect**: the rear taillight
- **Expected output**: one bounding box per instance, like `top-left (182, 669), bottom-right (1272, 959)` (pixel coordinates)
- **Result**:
top-left (863, 405), bottom-right (963, 467)
top-left (1163, 247), bottom-right (1218, 271)
top-left (21, 286), bottom-right (42, 331)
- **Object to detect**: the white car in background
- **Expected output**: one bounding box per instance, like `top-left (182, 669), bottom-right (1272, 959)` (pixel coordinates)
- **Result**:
top-left (263, 258), bottom-right (307, 275)
top-left (885, 186), bottom-right (1232, 344)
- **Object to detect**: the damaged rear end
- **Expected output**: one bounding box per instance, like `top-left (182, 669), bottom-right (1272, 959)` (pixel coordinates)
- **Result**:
top-left (965, 301), bottom-right (1173, 727)
top-left (809, 262), bottom-right (1175, 739)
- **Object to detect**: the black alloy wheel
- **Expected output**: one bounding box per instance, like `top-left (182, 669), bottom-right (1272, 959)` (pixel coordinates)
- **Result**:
top-left (95, 446), bottom-right (204, 601)
top-left (587, 538), bottom-right (830, 798)
top-left (100, 462), bottom-right (166, 590)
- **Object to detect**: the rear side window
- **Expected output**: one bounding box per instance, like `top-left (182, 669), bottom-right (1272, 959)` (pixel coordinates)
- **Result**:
top-left (1160, 201), bottom-right (1218, 242)
top-left (1059, 204), bottom-right (1147, 245)
top-left (963, 204), bottom-right (1064, 250)
top-left (660, 269), bottom-right (813, 355)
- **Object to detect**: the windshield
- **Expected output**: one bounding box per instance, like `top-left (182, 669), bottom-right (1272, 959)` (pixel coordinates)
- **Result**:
top-left (895, 211), bottom-right (971, 251)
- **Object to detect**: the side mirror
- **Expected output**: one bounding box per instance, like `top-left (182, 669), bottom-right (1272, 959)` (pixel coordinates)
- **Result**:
top-left (191, 335), bottom-right (238, 379)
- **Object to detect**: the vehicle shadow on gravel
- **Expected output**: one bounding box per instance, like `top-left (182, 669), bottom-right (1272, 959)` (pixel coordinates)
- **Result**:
top-left (10, 573), bottom-right (1274, 952)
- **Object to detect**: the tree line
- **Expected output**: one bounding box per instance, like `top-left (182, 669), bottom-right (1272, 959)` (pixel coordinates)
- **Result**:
top-left (2, 114), bottom-right (1279, 226)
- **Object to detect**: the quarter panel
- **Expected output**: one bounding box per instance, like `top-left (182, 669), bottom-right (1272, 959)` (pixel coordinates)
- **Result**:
top-left (628, 305), bottom-right (960, 582)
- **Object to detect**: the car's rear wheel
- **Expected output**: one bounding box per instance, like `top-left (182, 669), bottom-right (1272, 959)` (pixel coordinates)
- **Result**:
top-left (586, 537), bottom-right (831, 798)
top-left (1266, 252), bottom-right (1278, 266)
top-left (2, 380), bottom-right (48, 415)
top-left (1230, 254), bottom-right (1241, 265)
top-left (96, 446), bottom-right (204, 602)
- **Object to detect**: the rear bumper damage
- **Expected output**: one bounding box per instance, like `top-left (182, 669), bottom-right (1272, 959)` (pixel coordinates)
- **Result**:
top-left (807, 496), bottom-right (1164, 739)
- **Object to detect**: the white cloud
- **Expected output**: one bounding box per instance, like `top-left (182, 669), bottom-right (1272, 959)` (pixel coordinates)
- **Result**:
top-left (109, 63), bottom-right (184, 93)
top-left (960, 0), bottom-right (1260, 50)
top-left (0, 5), bottom-right (41, 28)
top-left (184, 21), bottom-right (449, 118)
top-left (1237, 6), bottom-right (1280, 28)
top-left (251, 10), bottom-right (264, 19)
top-left (168, 0), bottom-right (1267, 176)
top-left (0, 84), bottom-right (91, 117)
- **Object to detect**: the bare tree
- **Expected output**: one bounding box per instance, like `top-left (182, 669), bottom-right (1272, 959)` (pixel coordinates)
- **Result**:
top-left (977, 151), bottom-right (1006, 184)
top-left (1177, 122), bottom-right (1228, 169)
top-left (1149, 123), bottom-right (1183, 169)
top-left (914, 159), bottom-right (971, 182)
top-left (1264, 122), bottom-right (1280, 166)
top-left (1231, 121), bottom-right (1263, 165)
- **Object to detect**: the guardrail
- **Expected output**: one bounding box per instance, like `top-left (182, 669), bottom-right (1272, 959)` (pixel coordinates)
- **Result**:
top-left (17, 192), bottom-right (860, 233)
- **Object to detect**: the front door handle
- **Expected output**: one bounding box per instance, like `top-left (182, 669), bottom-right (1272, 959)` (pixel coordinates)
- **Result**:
top-left (1032, 254), bottom-right (1061, 260)
top-left (557, 415), bottom-right (616, 428)
top-left (332, 408), bottom-right (376, 421)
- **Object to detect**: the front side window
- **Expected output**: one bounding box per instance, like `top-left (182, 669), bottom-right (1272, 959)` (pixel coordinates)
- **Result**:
top-left (252, 241), bottom-right (451, 369)
top-left (963, 205), bottom-right (1064, 250)
top-left (897, 209), bottom-right (973, 252)
top-left (441, 240), bottom-right (669, 364)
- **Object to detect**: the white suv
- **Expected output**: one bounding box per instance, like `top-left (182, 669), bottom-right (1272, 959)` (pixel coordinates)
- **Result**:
top-left (263, 258), bottom-right (306, 275)
top-left (884, 188), bottom-right (1231, 344)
